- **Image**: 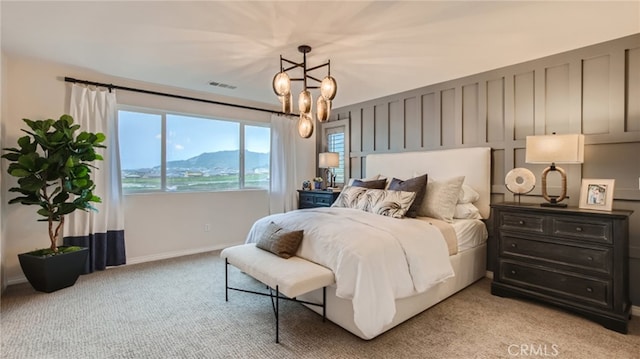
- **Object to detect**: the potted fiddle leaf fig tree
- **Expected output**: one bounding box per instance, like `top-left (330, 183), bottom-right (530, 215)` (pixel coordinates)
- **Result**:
top-left (2, 114), bottom-right (105, 292)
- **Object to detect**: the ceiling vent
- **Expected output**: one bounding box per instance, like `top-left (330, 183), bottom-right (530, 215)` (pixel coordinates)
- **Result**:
top-left (209, 81), bottom-right (237, 90)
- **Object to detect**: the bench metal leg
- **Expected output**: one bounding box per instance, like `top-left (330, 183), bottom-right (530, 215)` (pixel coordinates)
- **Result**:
top-left (275, 285), bottom-right (279, 343)
top-left (224, 262), bottom-right (328, 344)
top-left (225, 258), bottom-right (229, 302)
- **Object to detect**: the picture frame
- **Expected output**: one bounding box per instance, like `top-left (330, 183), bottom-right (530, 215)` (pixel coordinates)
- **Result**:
top-left (579, 178), bottom-right (615, 211)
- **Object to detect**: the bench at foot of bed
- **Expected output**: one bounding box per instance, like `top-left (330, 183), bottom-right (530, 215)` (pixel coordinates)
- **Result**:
top-left (220, 244), bottom-right (335, 343)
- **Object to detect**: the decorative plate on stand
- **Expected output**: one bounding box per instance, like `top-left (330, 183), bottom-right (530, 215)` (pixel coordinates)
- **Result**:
top-left (505, 168), bottom-right (536, 203)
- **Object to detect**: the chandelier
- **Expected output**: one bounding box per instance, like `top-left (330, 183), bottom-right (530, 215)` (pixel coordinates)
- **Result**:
top-left (272, 45), bottom-right (337, 138)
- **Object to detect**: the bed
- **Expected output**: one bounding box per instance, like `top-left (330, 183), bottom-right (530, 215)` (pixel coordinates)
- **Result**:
top-left (246, 147), bottom-right (491, 340)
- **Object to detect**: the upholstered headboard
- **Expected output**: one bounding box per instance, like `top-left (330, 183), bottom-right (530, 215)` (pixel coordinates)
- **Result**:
top-left (365, 147), bottom-right (492, 219)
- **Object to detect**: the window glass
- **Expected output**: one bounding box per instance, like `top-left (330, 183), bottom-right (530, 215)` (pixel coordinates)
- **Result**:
top-left (244, 125), bottom-right (271, 189)
top-left (327, 132), bottom-right (345, 184)
top-left (119, 111), bottom-right (162, 193)
top-left (118, 109), bottom-right (269, 193)
top-left (166, 114), bottom-right (240, 191)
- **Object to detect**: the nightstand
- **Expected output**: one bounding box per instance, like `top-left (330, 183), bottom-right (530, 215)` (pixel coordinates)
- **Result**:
top-left (490, 203), bottom-right (632, 333)
top-left (297, 190), bottom-right (340, 209)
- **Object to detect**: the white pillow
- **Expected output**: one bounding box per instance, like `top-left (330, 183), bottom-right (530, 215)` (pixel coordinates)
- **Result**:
top-left (458, 184), bottom-right (480, 204)
top-left (333, 186), bottom-right (416, 218)
top-left (418, 176), bottom-right (465, 223)
top-left (454, 203), bottom-right (482, 219)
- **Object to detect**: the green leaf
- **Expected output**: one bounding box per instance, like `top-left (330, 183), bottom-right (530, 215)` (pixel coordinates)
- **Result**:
top-left (36, 208), bottom-right (52, 217)
top-left (9, 168), bottom-right (31, 177)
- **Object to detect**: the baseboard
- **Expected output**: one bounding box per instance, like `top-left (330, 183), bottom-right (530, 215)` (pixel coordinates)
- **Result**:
top-left (6, 242), bottom-right (243, 287)
top-left (126, 243), bottom-right (236, 266)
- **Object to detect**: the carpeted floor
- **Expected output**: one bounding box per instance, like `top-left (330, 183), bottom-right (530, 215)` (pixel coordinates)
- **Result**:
top-left (1, 251), bottom-right (638, 358)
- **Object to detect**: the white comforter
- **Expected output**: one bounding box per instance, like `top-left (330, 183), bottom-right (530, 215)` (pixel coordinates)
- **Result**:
top-left (245, 207), bottom-right (455, 338)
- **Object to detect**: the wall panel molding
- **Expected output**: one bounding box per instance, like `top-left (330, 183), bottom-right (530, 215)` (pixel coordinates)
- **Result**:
top-left (331, 33), bottom-right (640, 283)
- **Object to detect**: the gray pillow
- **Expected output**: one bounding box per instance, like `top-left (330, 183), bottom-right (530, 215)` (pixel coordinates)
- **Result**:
top-left (388, 174), bottom-right (427, 218)
top-left (256, 222), bottom-right (304, 259)
top-left (352, 178), bottom-right (387, 189)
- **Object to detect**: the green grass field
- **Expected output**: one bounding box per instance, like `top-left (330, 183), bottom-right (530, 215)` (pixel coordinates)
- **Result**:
top-left (122, 173), bottom-right (269, 193)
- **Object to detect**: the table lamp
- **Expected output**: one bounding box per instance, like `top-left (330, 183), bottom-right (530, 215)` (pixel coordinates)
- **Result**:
top-left (319, 152), bottom-right (339, 189)
top-left (525, 133), bottom-right (584, 207)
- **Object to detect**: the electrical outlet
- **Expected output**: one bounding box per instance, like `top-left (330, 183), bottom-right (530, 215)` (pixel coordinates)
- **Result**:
top-left (204, 224), bottom-right (210, 232)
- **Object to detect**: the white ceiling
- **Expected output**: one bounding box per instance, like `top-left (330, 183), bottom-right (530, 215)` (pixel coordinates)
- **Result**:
top-left (2, 1), bottom-right (639, 109)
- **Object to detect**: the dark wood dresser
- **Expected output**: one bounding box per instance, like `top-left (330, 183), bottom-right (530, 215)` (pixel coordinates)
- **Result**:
top-left (490, 203), bottom-right (632, 333)
top-left (297, 190), bottom-right (340, 209)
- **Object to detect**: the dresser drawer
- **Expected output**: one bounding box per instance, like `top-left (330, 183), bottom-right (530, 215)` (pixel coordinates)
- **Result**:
top-left (551, 217), bottom-right (613, 244)
top-left (314, 196), bottom-right (334, 206)
top-left (500, 235), bottom-right (612, 275)
top-left (499, 212), bottom-right (545, 234)
top-left (299, 194), bottom-right (315, 207)
top-left (499, 261), bottom-right (611, 309)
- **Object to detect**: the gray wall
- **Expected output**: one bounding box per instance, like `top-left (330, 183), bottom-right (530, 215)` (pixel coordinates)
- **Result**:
top-left (329, 34), bottom-right (640, 304)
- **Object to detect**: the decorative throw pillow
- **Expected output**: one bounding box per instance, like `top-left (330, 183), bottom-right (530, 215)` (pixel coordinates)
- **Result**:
top-left (347, 174), bottom-right (381, 186)
top-left (351, 178), bottom-right (387, 189)
top-left (356, 189), bottom-right (416, 218)
top-left (388, 174), bottom-right (428, 218)
top-left (454, 203), bottom-right (482, 219)
top-left (332, 186), bottom-right (368, 208)
top-left (255, 222), bottom-right (304, 259)
top-left (458, 184), bottom-right (480, 204)
top-left (418, 176), bottom-right (465, 223)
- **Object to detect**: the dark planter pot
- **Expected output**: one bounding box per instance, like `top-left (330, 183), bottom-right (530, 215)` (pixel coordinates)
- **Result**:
top-left (18, 247), bottom-right (89, 293)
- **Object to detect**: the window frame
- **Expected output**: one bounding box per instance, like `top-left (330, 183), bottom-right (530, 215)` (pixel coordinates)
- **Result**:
top-left (321, 119), bottom-right (349, 187)
top-left (117, 105), bottom-right (270, 194)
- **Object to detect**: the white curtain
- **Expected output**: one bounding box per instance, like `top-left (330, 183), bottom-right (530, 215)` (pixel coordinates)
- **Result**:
top-left (269, 114), bottom-right (298, 214)
top-left (63, 84), bottom-right (126, 273)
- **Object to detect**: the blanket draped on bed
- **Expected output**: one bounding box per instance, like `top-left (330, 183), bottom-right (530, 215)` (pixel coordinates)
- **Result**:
top-left (245, 207), bottom-right (454, 338)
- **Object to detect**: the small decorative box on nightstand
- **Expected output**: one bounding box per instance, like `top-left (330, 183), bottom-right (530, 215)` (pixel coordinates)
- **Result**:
top-left (490, 203), bottom-right (633, 333)
top-left (297, 190), bottom-right (340, 209)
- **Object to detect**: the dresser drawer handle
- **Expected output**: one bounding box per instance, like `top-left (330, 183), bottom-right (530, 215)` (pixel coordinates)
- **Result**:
top-left (576, 227), bottom-right (583, 232)
top-left (511, 243), bottom-right (517, 248)
top-left (586, 287), bottom-right (593, 293)
top-left (518, 220), bottom-right (525, 225)
top-left (587, 256), bottom-right (593, 261)
top-left (510, 270), bottom-right (517, 275)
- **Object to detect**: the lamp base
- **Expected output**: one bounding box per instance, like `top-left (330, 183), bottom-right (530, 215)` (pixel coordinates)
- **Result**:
top-left (540, 202), bottom-right (568, 208)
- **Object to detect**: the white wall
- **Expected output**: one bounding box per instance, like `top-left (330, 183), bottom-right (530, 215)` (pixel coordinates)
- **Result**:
top-left (0, 53), bottom-right (316, 287)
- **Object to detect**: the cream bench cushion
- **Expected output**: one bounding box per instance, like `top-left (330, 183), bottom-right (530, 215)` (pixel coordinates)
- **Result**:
top-left (221, 243), bottom-right (335, 298)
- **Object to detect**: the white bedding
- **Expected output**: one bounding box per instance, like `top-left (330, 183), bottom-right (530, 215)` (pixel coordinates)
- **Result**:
top-left (452, 219), bottom-right (488, 252)
top-left (245, 207), bottom-right (454, 338)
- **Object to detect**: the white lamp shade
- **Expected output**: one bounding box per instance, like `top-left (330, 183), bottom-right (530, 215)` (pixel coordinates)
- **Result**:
top-left (525, 134), bottom-right (584, 164)
top-left (319, 152), bottom-right (339, 168)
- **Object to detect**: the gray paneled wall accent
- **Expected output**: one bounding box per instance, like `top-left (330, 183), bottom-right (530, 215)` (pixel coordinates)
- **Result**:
top-left (328, 33), bottom-right (640, 304)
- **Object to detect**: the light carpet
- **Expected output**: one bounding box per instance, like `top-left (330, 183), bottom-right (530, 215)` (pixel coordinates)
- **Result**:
top-left (1, 251), bottom-right (638, 358)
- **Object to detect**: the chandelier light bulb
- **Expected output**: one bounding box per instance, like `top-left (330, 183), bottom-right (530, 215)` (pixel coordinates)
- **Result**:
top-left (297, 113), bottom-right (314, 138)
top-left (272, 72), bottom-right (291, 96)
top-left (298, 90), bottom-right (312, 114)
top-left (320, 76), bottom-right (337, 100)
top-left (280, 93), bottom-right (292, 114)
top-left (316, 97), bottom-right (330, 122)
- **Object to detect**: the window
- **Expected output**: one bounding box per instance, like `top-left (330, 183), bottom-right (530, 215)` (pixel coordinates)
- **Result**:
top-left (118, 109), bottom-right (270, 193)
top-left (326, 128), bottom-right (345, 185)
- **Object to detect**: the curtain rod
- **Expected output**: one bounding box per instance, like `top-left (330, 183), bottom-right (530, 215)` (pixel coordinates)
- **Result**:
top-left (64, 77), bottom-right (290, 116)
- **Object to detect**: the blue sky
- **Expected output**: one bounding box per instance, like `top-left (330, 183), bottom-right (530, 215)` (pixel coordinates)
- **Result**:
top-left (118, 111), bottom-right (270, 170)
